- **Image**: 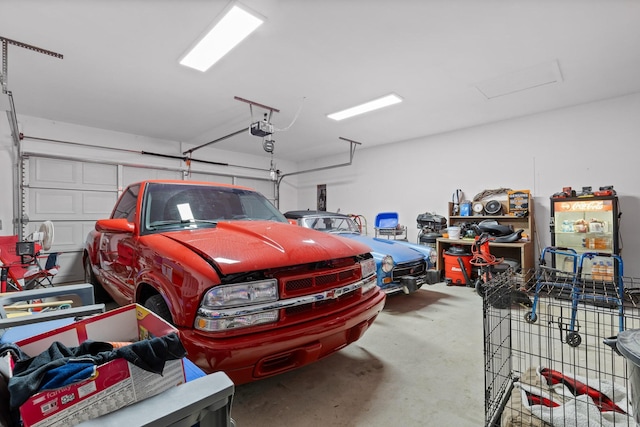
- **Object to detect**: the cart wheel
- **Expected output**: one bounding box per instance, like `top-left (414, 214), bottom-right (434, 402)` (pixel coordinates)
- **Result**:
top-left (566, 332), bottom-right (582, 347)
top-left (475, 278), bottom-right (485, 297)
top-left (525, 311), bottom-right (537, 323)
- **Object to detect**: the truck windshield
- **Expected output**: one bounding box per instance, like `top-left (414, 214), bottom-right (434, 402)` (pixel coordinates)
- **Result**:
top-left (142, 182), bottom-right (288, 232)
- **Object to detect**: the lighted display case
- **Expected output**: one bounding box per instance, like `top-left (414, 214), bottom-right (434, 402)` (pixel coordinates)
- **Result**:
top-left (550, 195), bottom-right (620, 276)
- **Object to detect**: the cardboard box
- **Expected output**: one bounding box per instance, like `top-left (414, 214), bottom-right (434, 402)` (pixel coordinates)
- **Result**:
top-left (5, 304), bottom-right (186, 427)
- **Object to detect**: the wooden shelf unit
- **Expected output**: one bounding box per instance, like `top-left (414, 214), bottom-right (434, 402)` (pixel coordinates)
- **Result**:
top-left (436, 200), bottom-right (535, 279)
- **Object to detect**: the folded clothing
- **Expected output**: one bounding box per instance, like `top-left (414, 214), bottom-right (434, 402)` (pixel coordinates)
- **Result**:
top-left (39, 362), bottom-right (96, 392)
top-left (8, 332), bottom-right (186, 409)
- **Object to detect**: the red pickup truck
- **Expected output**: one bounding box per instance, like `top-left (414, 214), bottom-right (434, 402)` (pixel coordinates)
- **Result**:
top-left (84, 180), bottom-right (385, 384)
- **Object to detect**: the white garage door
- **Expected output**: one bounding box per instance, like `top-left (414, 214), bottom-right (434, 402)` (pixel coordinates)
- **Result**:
top-left (184, 172), bottom-right (276, 205)
top-left (21, 155), bottom-right (276, 283)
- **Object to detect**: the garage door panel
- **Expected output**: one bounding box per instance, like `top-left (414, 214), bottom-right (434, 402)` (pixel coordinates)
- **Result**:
top-left (188, 172), bottom-right (232, 184)
top-left (82, 163), bottom-right (118, 187)
top-left (29, 157), bottom-right (117, 190)
top-left (23, 221), bottom-right (95, 252)
top-left (236, 178), bottom-right (275, 201)
top-left (123, 167), bottom-right (181, 187)
top-left (83, 222), bottom-right (97, 241)
top-left (31, 189), bottom-right (76, 216)
top-left (27, 189), bottom-right (117, 220)
top-left (34, 158), bottom-right (77, 185)
top-left (49, 222), bottom-right (81, 250)
top-left (83, 192), bottom-right (119, 216)
top-left (53, 252), bottom-right (83, 284)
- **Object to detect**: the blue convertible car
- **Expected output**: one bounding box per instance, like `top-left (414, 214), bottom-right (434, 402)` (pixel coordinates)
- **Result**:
top-left (284, 211), bottom-right (439, 295)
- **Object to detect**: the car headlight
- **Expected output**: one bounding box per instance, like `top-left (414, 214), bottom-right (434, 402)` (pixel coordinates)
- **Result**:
top-left (381, 255), bottom-right (394, 273)
top-left (203, 279), bottom-right (278, 308)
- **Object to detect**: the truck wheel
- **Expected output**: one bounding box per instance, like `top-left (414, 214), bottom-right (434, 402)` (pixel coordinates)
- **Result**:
top-left (144, 294), bottom-right (173, 324)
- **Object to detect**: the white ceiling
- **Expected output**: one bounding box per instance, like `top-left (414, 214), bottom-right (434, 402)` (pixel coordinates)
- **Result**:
top-left (2, 1), bottom-right (640, 163)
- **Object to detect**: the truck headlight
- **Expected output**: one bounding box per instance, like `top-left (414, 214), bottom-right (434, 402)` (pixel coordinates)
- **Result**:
top-left (196, 310), bottom-right (279, 332)
top-left (381, 255), bottom-right (394, 273)
top-left (360, 258), bottom-right (376, 278)
top-left (197, 279), bottom-right (280, 331)
top-left (203, 279), bottom-right (278, 308)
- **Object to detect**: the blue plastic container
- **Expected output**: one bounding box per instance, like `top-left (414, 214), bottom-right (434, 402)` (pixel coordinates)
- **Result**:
top-left (375, 212), bottom-right (399, 229)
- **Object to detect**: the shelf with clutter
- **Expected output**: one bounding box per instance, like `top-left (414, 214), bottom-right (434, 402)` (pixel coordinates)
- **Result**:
top-left (436, 189), bottom-right (535, 284)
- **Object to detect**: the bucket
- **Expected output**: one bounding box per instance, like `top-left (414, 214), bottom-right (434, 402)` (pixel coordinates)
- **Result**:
top-left (443, 248), bottom-right (472, 286)
top-left (606, 330), bottom-right (640, 423)
top-left (447, 226), bottom-right (461, 240)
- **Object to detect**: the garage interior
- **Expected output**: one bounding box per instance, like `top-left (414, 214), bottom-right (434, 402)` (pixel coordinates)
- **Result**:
top-left (1, 1), bottom-right (640, 426)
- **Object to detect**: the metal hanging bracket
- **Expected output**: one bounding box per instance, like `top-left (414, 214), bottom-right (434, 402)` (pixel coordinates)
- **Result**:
top-left (279, 137), bottom-right (362, 181)
top-left (1, 37), bottom-right (63, 237)
top-left (183, 96), bottom-right (281, 156)
top-left (1, 36), bottom-right (63, 94)
top-left (1, 37), bottom-right (63, 146)
top-left (272, 137), bottom-right (363, 209)
top-left (338, 136), bottom-right (362, 161)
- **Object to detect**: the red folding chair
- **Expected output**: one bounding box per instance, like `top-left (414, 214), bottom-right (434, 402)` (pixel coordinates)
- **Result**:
top-left (0, 236), bottom-right (59, 292)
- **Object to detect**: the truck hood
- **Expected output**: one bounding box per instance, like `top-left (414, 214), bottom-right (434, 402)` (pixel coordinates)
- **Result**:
top-left (161, 221), bottom-right (372, 274)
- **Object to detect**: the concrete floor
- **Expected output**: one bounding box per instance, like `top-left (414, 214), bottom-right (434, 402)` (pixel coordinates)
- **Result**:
top-left (230, 282), bottom-right (485, 427)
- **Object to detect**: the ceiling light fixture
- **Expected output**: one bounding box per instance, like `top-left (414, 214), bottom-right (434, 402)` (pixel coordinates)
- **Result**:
top-left (179, 2), bottom-right (264, 72)
top-left (327, 93), bottom-right (403, 121)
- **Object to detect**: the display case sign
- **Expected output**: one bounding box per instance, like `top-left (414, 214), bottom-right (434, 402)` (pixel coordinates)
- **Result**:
top-left (554, 200), bottom-right (613, 213)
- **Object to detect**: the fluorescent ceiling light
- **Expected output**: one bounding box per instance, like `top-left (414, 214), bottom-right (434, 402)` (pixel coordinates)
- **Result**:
top-left (327, 94), bottom-right (403, 121)
top-left (180, 3), bottom-right (264, 72)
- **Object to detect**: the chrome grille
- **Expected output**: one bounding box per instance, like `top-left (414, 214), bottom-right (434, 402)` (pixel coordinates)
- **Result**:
top-left (392, 260), bottom-right (426, 280)
top-left (285, 289), bottom-right (358, 317)
top-left (282, 265), bottom-right (360, 297)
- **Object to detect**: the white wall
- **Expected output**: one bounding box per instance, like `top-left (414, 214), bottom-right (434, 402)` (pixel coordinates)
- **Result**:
top-left (295, 93), bottom-right (640, 277)
top-left (3, 93), bottom-right (640, 276)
